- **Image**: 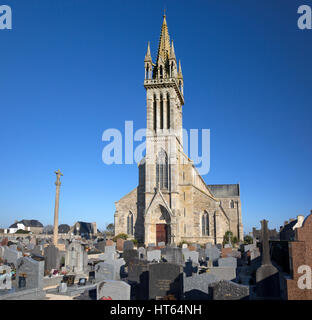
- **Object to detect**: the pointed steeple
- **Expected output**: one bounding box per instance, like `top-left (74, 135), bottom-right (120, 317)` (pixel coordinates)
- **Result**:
top-left (144, 41), bottom-right (152, 63)
top-left (178, 60), bottom-right (183, 79)
top-left (156, 14), bottom-right (171, 65)
top-left (169, 40), bottom-right (176, 61)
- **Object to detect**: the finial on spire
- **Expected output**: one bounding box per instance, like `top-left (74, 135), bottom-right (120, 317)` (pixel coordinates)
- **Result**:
top-left (145, 41), bottom-right (152, 62)
top-left (178, 60), bottom-right (183, 78)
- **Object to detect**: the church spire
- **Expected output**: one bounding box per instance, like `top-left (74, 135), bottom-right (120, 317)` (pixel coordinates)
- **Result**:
top-left (144, 41), bottom-right (152, 63)
top-left (156, 14), bottom-right (171, 66)
top-left (178, 60), bottom-right (183, 78)
top-left (169, 40), bottom-right (176, 61)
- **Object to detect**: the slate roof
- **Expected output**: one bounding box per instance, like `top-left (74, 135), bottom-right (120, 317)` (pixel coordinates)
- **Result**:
top-left (207, 184), bottom-right (240, 198)
top-left (9, 219), bottom-right (43, 228)
top-left (58, 224), bottom-right (70, 234)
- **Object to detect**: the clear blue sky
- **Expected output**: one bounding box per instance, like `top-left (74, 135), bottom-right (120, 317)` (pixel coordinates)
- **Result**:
top-left (1, 0), bottom-right (311, 233)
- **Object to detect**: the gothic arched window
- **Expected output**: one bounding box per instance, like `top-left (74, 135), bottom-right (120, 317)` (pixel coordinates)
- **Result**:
top-left (167, 92), bottom-right (170, 129)
top-left (202, 212), bottom-right (209, 236)
top-left (160, 94), bottom-right (164, 129)
top-left (230, 200), bottom-right (235, 209)
top-left (156, 149), bottom-right (168, 189)
top-left (127, 212), bottom-right (134, 236)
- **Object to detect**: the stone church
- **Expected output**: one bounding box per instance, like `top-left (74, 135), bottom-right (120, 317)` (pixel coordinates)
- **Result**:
top-left (114, 15), bottom-right (243, 245)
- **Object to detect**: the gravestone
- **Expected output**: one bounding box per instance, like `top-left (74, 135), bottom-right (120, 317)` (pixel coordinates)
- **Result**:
top-left (161, 247), bottom-right (184, 265)
top-left (244, 244), bottom-right (256, 253)
top-left (149, 263), bottom-right (183, 300)
top-left (16, 256), bottom-right (44, 290)
top-left (9, 244), bottom-right (17, 251)
top-left (221, 247), bottom-right (233, 258)
top-left (208, 267), bottom-right (237, 281)
top-left (123, 240), bottom-right (134, 251)
top-left (184, 261), bottom-right (198, 277)
top-left (205, 243), bottom-right (212, 249)
top-left (0, 273), bottom-right (12, 290)
top-left (128, 259), bottom-right (149, 300)
top-left (100, 245), bottom-right (118, 261)
top-left (123, 249), bottom-right (139, 266)
top-left (183, 272), bottom-right (218, 300)
top-left (95, 262), bottom-right (115, 281)
top-left (1, 238), bottom-right (8, 246)
top-left (212, 280), bottom-right (249, 300)
top-left (65, 242), bottom-right (88, 273)
top-left (183, 250), bottom-right (199, 263)
top-left (205, 246), bottom-right (220, 265)
top-left (218, 257), bottom-right (237, 268)
top-left (147, 249), bottom-right (161, 262)
top-left (44, 245), bottom-right (60, 272)
top-left (198, 248), bottom-right (206, 262)
top-left (88, 271), bottom-right (95, 283)
top-left (97, 280), bottom-right (131, 300)
top-left (105, 239), bottom-right (114, 246)
top-left (138, 247), bottom-right (146, 260)
top-left (116, 238), bottom-right (125, 251)
top-left (256, 220), bottom-right (280, 298)
top-left (95, 240), bottom-right (105, 253)
top-left (31, 245), bottom-right (43, 256)
top-left (3, 246), bottom-right (22, 266)
top-left (58, 282), bottom-right (67, 293)
top-left (63, 274), bottom-right (75, 286)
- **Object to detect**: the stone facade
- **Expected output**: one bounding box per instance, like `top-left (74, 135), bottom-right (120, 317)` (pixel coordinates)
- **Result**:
top-left (114, 15), bottom-right (243, 246)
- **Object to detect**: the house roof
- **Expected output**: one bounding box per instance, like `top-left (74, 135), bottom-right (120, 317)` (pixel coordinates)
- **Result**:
top-left (73, 221), bottom-right (95, 235)
top-left (9, 219), bottom-right (43, 228)
top-left (58, 224), bottom-right (70, 234)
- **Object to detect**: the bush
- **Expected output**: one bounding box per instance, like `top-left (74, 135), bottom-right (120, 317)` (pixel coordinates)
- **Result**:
top-left (113, 233), bottom-right (128, 241)
top-left (178, 240), bottom-right (191, 248)
top-left (15, 229), bottom-right (30, 234)
top-left (244, 235), bottom-right (253, 245)
top-left (223, 231), bottom-right (238, 245)
top-left (60, 256), bottom-right (65, 267)
top-left (131, 239), bottom-right (138, 246)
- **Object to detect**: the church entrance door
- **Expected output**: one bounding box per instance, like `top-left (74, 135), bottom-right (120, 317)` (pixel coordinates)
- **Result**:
top-left (156, 224), bottom-right (167, 245)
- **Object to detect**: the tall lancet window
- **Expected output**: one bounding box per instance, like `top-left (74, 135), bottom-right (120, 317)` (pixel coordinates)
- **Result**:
top-left (153, 94), bottom-right (157, 131)
top-left (160, 94), bottom-right (164, 129)
top-left (156, 149), bottom-right (168, 189)
top-left (167, 92), bottom-right (170, 129)
top-left (202, 212), bottom-right (209, 236)
top-left (127, 211), bottom-right (134, 236)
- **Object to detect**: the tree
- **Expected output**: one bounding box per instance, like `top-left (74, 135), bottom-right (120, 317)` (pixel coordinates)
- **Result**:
top-left (43, 225), bottom-right (54, 234)
top-left (15, 229), bottom-right (30, 234)
top-left (106, 223), bottom-right (114, 234)
top-left (223, 230), bottom-right (238, 246)
top-left (244, 235), bottom-right (253, 245)
top-left (113, 233), bottom-right (128, 241)
top-left (103, 223), bottom-right (114, 237)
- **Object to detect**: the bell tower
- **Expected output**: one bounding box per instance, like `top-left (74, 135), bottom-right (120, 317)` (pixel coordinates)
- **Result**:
top-left (143, 14), bottom-right (185, 244)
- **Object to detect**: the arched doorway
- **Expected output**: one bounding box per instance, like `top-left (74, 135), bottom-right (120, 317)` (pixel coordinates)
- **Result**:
top-left (156, 205), bottom-right (171, 245)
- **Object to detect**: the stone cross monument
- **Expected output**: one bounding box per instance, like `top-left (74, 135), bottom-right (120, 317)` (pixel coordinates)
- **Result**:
top-left (256, 219), bottom-right (280, 298)
top-left (53, 169), bottom-right (63, 246)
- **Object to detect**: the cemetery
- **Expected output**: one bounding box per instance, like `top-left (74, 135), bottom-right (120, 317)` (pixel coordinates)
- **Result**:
top-left (0, 209), bottom-right (312, 300)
